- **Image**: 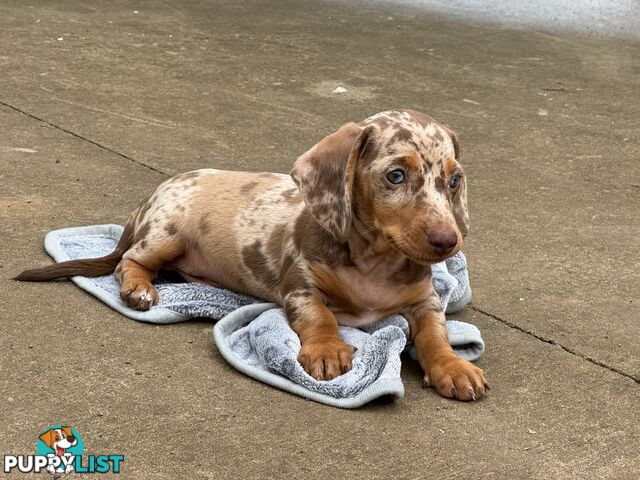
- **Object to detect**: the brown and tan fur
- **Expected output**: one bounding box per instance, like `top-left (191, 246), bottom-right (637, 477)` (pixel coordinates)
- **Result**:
top-left (16, 110), bottom-right (487, 401)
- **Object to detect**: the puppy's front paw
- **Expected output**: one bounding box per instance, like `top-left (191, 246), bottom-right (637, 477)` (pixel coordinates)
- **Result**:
top-left (425, 356), bottom-right (488, 401)
top-left (298, 337), bottom-right (356, 381)
top-left (119, 281), bottom-right (159, 311)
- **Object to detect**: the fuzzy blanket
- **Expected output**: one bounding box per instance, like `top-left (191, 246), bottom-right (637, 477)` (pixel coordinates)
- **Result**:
top-left (43, 224), bottom-right (484, 408)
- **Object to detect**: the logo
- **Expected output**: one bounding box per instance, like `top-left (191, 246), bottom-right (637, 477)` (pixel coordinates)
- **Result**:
top-left (3, 425), bottom-right (124, 476)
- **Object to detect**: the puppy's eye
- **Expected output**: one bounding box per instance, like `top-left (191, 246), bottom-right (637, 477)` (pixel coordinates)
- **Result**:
top-left (386, 169), bottom-right (406, 185)
top-left (448, 173), bottom-right (461, 189)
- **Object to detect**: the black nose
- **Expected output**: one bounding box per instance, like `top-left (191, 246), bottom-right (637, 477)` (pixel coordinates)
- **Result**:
top-left (427, 229), bottom-right (457, 254)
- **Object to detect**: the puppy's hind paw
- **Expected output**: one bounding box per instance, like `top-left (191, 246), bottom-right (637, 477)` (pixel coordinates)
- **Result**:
top-left (119, 282), bottom-right (159, 311)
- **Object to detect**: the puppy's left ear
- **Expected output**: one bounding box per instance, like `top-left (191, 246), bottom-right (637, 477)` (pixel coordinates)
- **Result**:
top-left (445, 126), bottom-right (460, 161)
top-left (39, 430), bottom-right (56, 448)
top-left (291, 122), bottom-right (374, 242)
top-left (444, 126), bottom-right (469, 237)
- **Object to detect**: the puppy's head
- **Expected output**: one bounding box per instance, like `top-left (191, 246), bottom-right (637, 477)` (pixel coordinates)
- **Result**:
top-left (39, 427), bottom-right (77, 453)
top-left (291, 110), bottom-right (468, 264)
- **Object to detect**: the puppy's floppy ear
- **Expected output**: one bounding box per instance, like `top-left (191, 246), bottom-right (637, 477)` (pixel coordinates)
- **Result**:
top-left (39, 429), bottom-right (57, 448)
top-left (444, 126), bottom-right (469, 237)
top-left (291, 122), bottom-right (373, 242)
top-left (454, 169), bottom-right (469, 238)
top-left (443, 124), bottom-right (460, 160)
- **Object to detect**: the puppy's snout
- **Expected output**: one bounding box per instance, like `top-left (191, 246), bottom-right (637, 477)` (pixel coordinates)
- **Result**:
top-left (427, 228), bottom-right (457, 255)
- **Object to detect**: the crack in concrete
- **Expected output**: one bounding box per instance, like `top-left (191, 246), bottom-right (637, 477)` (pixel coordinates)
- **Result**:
top-left (3, 99), bottom-right (637, 386)
top-left (469, 305), bottom-right (639, 385)
top-left (0, 100), bottom-right (169, 178)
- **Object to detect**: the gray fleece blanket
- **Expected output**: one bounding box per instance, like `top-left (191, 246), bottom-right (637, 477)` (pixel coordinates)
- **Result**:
top-left (43, 224), bottom-right (483, 408)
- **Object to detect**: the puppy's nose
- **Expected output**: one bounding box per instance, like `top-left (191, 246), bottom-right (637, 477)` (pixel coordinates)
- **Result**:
top-left (427, 228), bottom-right (457, 254)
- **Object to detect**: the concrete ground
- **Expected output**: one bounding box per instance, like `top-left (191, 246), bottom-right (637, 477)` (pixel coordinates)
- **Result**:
top-left (1, 0), bottom-right (638, 478)
top-left (363, 0), bottom-right (640, 39)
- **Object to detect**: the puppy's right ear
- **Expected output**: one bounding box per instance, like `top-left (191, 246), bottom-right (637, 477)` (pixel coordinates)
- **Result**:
top-left (39, 429), bottom-right (56, 448)
top-left (442, 124), bottom-right (460, 160)
top-left (442, 125), bottom-right (468, 237)
top-left (291, 122), bottom-right (373, 242)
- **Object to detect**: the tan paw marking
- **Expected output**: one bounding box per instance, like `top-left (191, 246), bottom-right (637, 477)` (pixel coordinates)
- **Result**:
top-left (425, 356), bottom-right (488, 401)
top-left (119, 281), bottom-right (159, 311)
top-left (298, 338), bottom-right (357, 381)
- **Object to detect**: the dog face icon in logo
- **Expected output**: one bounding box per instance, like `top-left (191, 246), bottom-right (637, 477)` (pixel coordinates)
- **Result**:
top-left (36, 425), bottom-right (84, 475)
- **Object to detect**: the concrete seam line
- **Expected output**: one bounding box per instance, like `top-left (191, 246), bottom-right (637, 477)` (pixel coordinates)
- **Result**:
top-left (0, 99), bottom-right (169, 178)
top-left (469, 305), bottom-right (639, 384)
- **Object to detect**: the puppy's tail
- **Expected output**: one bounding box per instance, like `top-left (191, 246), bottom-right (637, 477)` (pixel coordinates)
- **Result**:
top-left (13, 222), bottom-right (135, 282)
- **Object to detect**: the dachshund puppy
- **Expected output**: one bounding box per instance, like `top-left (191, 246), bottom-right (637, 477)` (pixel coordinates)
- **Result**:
top-left (16, 110), bottom-right (487, 401)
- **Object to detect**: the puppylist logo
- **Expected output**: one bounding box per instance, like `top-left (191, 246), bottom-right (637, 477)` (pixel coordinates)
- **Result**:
top-left (3, 425), bottom-right (124, 476)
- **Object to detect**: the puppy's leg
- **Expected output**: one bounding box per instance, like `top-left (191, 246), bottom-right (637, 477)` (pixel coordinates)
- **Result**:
top-left (115, 237), bottom-right (183, 311)
top-left (404, 291), bottom-right (488, 401)
top-left (115, 259), bottom-right (159, 310)
top-left (285, 291), bottom-right (356, 381)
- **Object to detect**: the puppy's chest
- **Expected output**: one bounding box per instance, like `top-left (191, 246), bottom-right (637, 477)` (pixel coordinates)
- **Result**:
top-left (313, 264), bottom-right (430, 326)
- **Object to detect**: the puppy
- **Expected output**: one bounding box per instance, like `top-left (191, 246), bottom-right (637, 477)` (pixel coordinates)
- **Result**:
top-left (39, 427), bottom-right (77, 474)
top-left (16, 110), bottom-right (487, 401)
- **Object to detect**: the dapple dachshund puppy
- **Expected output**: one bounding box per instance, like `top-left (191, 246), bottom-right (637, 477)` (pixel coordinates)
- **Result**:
top-left (16, 110), bottom-right (487, 401)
